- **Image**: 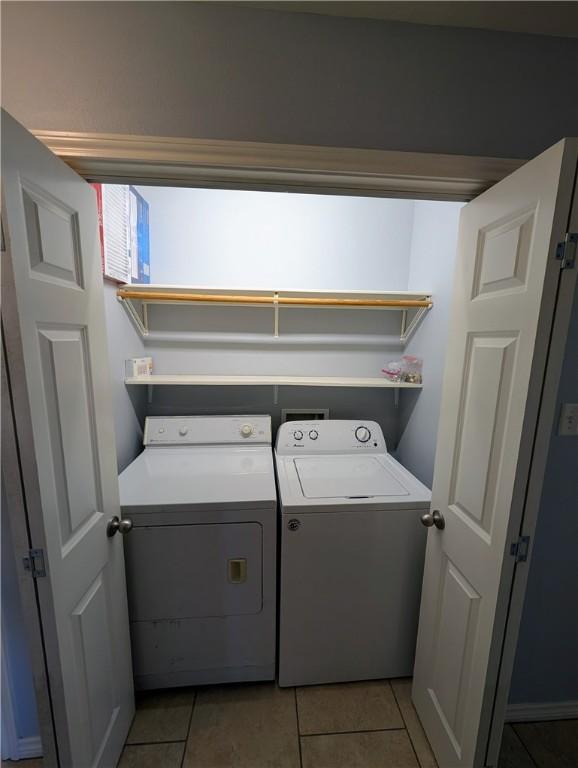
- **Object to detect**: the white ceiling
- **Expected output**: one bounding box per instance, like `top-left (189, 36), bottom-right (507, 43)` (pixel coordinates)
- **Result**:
top-left (234, 1), bottom-right (578, 39)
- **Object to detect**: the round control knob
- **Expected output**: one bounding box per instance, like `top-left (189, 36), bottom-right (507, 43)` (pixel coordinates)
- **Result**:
top-left (293, 430), bottom-right (303, 440)
top-left (178, 427), bottom-right (189, 436)
top-left (309, 430), bottom-right (319, 440)
top-left (240, 424), bottom-right (254, 438)
top-left (355, 426), bottom-right (371, 443)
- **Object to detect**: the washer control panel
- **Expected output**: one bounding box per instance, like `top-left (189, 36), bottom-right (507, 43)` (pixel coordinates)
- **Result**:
top-left (144, 415), bottom-right (272, 445)
top-left (276, 420), bottom-right (385, 454)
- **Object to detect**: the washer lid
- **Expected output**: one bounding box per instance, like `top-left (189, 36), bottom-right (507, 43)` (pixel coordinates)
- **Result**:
top-left (294, 456), bottom-right (410, 499)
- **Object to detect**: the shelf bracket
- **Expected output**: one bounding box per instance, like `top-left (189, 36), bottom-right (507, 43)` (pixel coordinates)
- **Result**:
top-left (394, 388), bottom-right (400, 408)
top-left (400, 305), bottom-right (430, 344)
top-left (400, 309), bottom-right (407, 339)
top-left (120, 295), bottom-right (149, 336)
top-left (273, 384), bottom-right (279, 405)
top-left (273, 292), bottom-right (280, 338)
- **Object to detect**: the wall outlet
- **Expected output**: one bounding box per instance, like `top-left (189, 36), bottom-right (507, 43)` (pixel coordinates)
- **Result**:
top-left (558, 403), bottom-right (578, 436)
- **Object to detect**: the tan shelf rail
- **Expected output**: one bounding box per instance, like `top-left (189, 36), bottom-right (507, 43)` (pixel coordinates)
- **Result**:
top-left (117, 285), bottom-right (433, 342)
top-left (116, 288), bottom-right (432, 309)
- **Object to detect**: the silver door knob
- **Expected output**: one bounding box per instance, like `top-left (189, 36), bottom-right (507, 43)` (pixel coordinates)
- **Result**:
top-left (107, 516), bottom-right (133, 537)
top-left (420, 510), bottom-right (445, 530)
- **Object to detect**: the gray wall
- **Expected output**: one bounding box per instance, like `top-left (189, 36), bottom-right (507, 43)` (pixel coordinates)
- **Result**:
top-left (102, 186), bottom-right (453, 470)
top-left (103, 281), bottom-right (147, 472)
top-left (509, 286), bottom-right (578, 706)
top-left (3, 2), bottom-right (578, 160)
top-left (395, 200), bottom-right (463, 487)
top-left (138, 304), bottom-right (408, 447)
top-left (101, 189), bottom-right (419, 451)
top-left (140, 186), bottom-right (414, 290)
top-left (126, 189), bottom-right (419, 448)
top-left (146, 385), bottom-right (401, 450)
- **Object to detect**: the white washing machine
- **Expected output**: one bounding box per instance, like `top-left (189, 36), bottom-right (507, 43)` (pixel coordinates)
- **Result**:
top-left (117, 415), bottom-right (276, 690)
top-left (275, 419), bottom-right (431, 687)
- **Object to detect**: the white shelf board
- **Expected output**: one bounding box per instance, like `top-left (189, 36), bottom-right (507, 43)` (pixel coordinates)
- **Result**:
top-left (118, 283), bottom-right (433, 301)
top-left (125, 374), bottom-right (422, 388)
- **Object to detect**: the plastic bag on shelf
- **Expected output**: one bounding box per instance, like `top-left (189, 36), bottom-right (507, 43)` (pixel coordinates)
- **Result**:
top-left (401, 355), bottom-right (423, 384)
top-left (381, 360), bottom-right (403, 382)
top-left (382, 356), bottom-right (423, 384)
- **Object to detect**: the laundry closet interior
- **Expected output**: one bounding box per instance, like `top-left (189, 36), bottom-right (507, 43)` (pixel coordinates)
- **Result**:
top-left (83, 181), bottom-right (567, 700)
top-left (104, 185), bottom-right (463, 694)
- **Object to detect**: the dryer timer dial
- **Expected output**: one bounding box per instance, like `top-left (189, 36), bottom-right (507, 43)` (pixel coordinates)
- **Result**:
top-left (355, 426), bottom-right (371, 443)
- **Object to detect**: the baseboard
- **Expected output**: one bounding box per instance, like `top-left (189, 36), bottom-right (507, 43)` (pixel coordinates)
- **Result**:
top-left (17, 735), bottom-right (43, 759)
top-left (506, 700), bottom-right (578, 723)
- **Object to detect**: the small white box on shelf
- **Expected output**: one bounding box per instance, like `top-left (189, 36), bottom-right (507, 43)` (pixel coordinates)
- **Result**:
top-left (125, 357), bottom-right (153, 377)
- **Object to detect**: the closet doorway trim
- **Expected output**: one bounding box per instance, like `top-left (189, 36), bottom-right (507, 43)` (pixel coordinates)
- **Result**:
top-left (32, 130), bottom-right (523, 202)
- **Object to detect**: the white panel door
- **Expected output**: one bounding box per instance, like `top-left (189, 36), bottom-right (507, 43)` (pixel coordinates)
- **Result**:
top-left (1, 110), bottom-right (134, 767)
top-left (412, 139), bottom-right (577, 768)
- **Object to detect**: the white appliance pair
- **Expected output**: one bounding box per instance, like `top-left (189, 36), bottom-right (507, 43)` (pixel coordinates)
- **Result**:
top-left (118, 416), bottom-right (430, 690)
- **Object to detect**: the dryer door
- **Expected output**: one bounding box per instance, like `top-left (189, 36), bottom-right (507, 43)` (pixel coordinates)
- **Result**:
top-left (124, 522), bottom-right (263, 620)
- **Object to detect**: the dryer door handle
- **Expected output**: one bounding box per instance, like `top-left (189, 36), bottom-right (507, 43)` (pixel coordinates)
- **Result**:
top-left (228, 558), bottom-right (247, 583)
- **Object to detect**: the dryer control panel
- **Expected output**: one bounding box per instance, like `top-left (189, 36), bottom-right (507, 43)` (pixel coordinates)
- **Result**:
top-left (276, 420), bottom-right (386, 454)
top-left (144, 416), bottom-right (272, 445)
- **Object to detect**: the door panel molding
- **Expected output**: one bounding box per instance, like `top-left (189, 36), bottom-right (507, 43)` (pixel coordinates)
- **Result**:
top-left (31, 129), bottom-right (523, 201)
top-left (430, 557), bottom-right (481, 759)
top-left (21, 177), bottom-right (84, 289)
top-left (472, 206), bottom-right (536, 299)
top-left (450, 332), bottom-right (518, 537)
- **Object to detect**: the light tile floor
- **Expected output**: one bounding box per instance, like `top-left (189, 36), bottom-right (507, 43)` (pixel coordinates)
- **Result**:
top-left (3, 686), bottom-right (577, 767)
top-left (119, 681), bottom-right (578, 768)
top-left (119, 679), bottom-right (434, 768)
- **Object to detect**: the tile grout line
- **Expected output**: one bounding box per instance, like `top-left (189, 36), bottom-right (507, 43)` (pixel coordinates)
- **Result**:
top-left (127, 738), bottom-right (187, 746)
top-left (301, 726), bottom-right (408, 738)
top-left (510, 724), bottom-right (540, 768)
top-left (179, 690), bottom-right (197, 768)
top-left (294, 688), bottom-right (304, 768)
top-left (390, 681), bottom-right (423, 768)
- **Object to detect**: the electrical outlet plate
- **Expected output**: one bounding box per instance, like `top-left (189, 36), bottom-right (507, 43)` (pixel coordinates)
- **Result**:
top-left (558, 403), bottom-right (578, 436)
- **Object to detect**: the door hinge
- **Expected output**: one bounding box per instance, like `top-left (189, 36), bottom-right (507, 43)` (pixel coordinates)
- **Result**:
top-left (23, 548), bottom-right (46, 578)
top-left (556, 232), bottom-right (577, 269)
top-left (510, 535), bottom-right (530, 563)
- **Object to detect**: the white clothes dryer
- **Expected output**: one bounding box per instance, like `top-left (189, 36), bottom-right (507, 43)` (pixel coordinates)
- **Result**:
top-left (118, 415), bottom-right (276, 690)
